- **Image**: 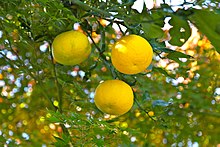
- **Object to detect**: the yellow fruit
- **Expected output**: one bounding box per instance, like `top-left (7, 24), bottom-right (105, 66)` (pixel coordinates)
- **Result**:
top-left (148, 111), bottom-right (154, 117)
top-left (0, 74), bottom-right (3, 80)
top-left (111, 34), bottom-right (153, 74)
top-left (52, 30), bottom-right (91, 65)
top-left (94, 80), bottom-right (134, 115)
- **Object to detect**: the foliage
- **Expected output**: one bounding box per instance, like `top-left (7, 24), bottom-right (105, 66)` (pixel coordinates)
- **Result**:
top-left (0, 0), bottom-right (220, 146)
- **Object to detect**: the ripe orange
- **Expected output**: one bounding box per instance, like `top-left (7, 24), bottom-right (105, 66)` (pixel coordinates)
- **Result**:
top-left (111, 35), bottom-right (153, 74)
top-left (52, 30), bottom-right (91, 65)
top-left (94, 79), bottom-right (134, 115)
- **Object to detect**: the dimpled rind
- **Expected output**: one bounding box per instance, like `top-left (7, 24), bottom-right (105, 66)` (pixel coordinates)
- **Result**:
top-left (52, 30), bottom-right (91, 65)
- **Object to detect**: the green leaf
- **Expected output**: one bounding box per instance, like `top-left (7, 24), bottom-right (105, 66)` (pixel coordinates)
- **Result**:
top-left (153, 67), bottom-right (175, 78)
top-left (154, 47), bottom-right (192, 64)
top-left (53, 135), bottom-right (70, 146)
top-left (0, 135), bottom-right (6, 143)
top-left (53, 135), bottom-right (65, 143)
top-left (57, 76), bottom-right (87, 99)
top-left (188, 9), bottom-right (220, 53)
top-left (167, 50), bottom-right (192, 58)
top-left (47, 110), bottom-right (63, 123)
top-left (155, 47), bottom-right (176, 53)
top-left (142, 23), bottom-right (164, 39)
top-left (169, 15), bottom-right (191, 46)
top-left (47, 116), bottom-right (62, 123)
top-left (150, 39), bottom-right (166, 49)
top-left (167, 51), bottom-right (192, 63)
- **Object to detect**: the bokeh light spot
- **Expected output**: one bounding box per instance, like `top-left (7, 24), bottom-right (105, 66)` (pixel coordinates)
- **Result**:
top-left (53, 100), bottom-right (59, 107)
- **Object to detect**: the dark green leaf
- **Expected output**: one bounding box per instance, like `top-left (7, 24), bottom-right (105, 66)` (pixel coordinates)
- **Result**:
top-left (188, 9), bottom-right (220, 53)
top-left (167, 51), bottom-right (192, 63)
top-left (53, 135), bottom-right (70, 146)
top-left (47, 116), bottom-right (62, 123)
top-left (142, 23), bottom-right (164, 39)
top-left (53, 135), bottom-right (65, 143)
top-left (169, 15), bottom-right (191, 46)
top-left (167, 51), bottom-right (192, 58)
top-left (155, 47), bottom-right (176, 53)
top-left (154, 47), bottom-right (192, 63)
top-left (153, 67), bottom-right (175, 78)
top-left (150, 39), bottom-right (166, 49)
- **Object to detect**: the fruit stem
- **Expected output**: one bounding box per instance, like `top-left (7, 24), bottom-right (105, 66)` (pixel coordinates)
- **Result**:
top-left (85, 30), bottom-right (117, 79)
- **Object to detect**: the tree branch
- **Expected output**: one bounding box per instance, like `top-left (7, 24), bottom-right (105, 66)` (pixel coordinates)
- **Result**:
top-left (49, 46), bottom-right (74, 146)
top-left (71, 0), bottom-right (112, 17)
top-left (133, 93), bottom-right (156, 122)
top-left (84, 30), bottom-right (117, 79)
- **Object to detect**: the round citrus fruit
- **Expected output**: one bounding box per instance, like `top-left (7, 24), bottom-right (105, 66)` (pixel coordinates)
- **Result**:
top-left (52, 30), bottom-right (91, 65)
top-left (111, 34), bottom-right (153, 74)
top-left (94, 79), bottom-right (134, 115)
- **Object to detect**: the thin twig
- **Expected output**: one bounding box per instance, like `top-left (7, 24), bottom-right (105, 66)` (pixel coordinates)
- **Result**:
top-left (133, 93), bottom-right (156, 122)
top-left (85, 30), bottom-right (117, 79)
top-left (85, 30), bottom-right (102, 52)
top-left (39, 82), bottom-right (59, 111)
top-left (71, 0), bottom-right (112, 17)
top-left (49, 48), bottom-right (63, 113)
top-left (48, 46), bottom-right (74, 145)
top-left (116, 23), bottom-right (125, 35)
top-left (0, 21), bottom-right (25, 65)
top-left (154, 50), bottom-right (165, 59)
